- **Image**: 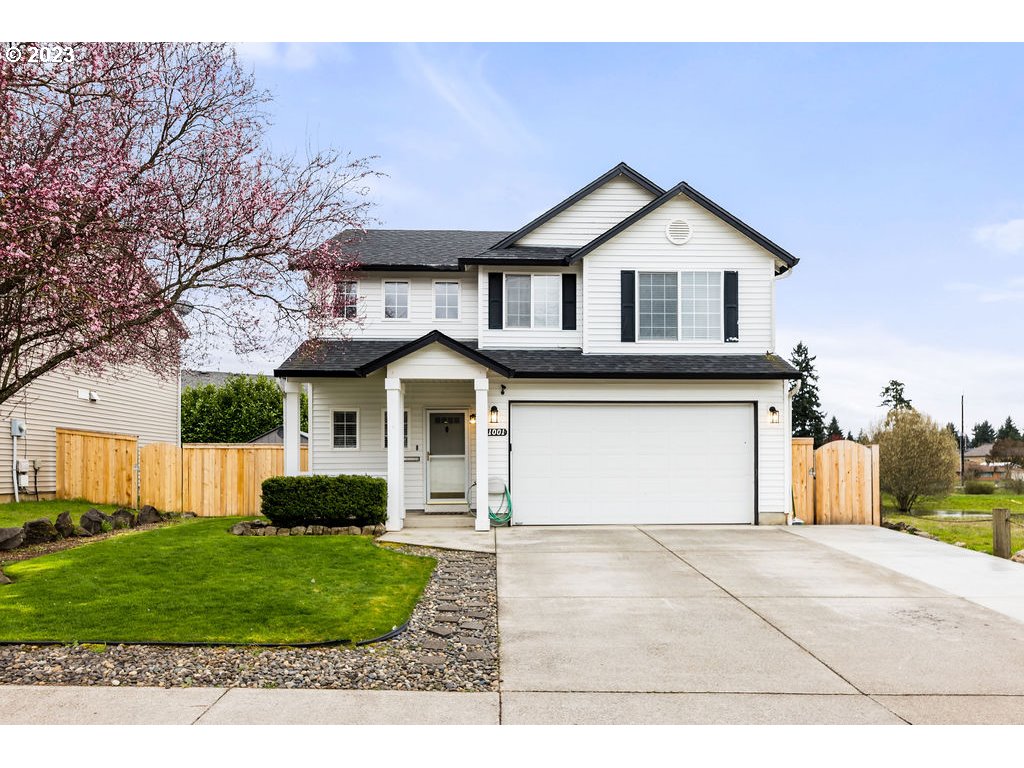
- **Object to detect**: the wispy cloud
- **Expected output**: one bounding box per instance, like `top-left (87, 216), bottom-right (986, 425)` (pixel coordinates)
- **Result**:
top-left (944, 275), bottom-right (1024, 303)
top-left (234, 43), bottom-right (348, 72)
top-left (974, 217), bottom-right (1024, 253)
top-left (397, 44), bottom-right (539, 152)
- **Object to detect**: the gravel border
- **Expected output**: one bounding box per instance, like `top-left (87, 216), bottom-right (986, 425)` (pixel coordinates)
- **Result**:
top-left (0, 544), bottom-right (498, 692)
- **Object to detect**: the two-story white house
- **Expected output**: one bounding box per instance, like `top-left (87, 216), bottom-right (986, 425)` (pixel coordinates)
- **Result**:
top-left (275, 163), bottom-right (801, 531)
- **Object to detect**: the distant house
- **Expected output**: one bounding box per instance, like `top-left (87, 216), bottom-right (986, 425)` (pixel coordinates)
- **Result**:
top-left (248, 426), bottom-right (308, 445)
top-left (1, 364), bottom-right (179, 502)
top-left (181, 370), bottom-right (272, 390)
top-left (963, 443), bottom-right (1022, 482)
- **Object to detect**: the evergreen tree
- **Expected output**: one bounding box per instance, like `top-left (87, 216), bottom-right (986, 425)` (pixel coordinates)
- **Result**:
top-left (996, 416), bottom-right (1021, 441)
top-left (945, 422), bottom-right (963, 451)
top-left (879, 380), bottom-right (913, 411)
top-left (825, 416), bottom-right (843, 440)
top-left (846, 430), bottom-right (854, 440)
top-left (789, 342), bottom-right (827, 446)
top-left (971, 420), bottom-right (996, 447)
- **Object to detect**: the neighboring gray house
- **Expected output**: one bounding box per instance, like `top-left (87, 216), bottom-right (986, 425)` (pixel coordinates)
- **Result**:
top-left (1, 364), bottom-right (179, 502)
top-left (248, 426), bottom-right (308, 445)
top-left (274, 162), bottom-right (802, 532)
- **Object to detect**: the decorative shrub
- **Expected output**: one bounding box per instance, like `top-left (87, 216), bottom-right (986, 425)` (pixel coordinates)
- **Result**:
top-left (1002, 478), bottom-right (1024, 494)
top-left (261, 475), bottom-right (387, 528)
top-left (964, 480), bottom-right (996, 495)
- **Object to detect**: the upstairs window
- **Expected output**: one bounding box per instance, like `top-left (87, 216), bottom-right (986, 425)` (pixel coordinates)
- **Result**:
top-left (505, 274), bottom-right (561, 329)
top-left (383, 281), bottom-right (409, 319)
top-left (636, 270), bottom-right (723, 342)
top-left (638, 272), bottom-right (678, 340)
top-left (681, 271), bottom-right (722, 341)
top-left (333, 280), bottom-right (358, 319)
top-left (434, 281), bottom-right (460, 320)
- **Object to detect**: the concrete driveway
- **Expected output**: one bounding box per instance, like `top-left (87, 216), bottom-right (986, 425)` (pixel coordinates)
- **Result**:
top-left (496, 525), bottom-right (1024, 724)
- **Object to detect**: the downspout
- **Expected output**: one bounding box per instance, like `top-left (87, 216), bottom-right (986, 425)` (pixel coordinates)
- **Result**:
top-left (11, 433), bottom-right (18, 503)
top-left (785, 378), bottom-right (802, 525)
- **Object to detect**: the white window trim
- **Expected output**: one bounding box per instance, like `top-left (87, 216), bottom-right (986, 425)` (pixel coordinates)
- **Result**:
top-left (381, 279), bottom-right (410, 321)
top-left (331, 408), bottom-right (360, 451)
top-left (504, 273), bottom-right (562, 330)
top-left (382, 408), bottom-right (409, 449)
top-left (635, 270), bottom-right (724, 344)
top-left (432, 280), bottom-right (461, 321)
top-left (334, 279), bottom-right (359, 320)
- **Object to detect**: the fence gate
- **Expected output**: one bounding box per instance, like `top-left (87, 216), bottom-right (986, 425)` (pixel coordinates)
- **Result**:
top-left (56, 428), bottom-right (138, 507)
top-left (791, 438), bottom-right (880, 525)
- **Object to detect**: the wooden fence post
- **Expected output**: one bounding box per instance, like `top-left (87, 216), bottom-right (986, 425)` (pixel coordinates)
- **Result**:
top-left (993, 508), bottom-right (1011, 558)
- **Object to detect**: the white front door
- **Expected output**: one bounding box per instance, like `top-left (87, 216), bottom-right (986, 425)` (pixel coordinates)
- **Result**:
top-left (509, 402), bottom-right (756, 525)
top-left (426, 411), bottom-right (467, 502)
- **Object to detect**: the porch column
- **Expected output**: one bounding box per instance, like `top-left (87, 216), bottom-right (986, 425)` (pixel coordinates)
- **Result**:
top-left (385, 377), bottom-right (405, 531)
top-left (282, 378), bottom-right (301, 477)
top-left (474, 378), bottom-right (489, 531)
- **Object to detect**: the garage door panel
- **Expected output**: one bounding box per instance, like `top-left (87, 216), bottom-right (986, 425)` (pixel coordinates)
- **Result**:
top-left (510, 402), bottom-right (754, 525)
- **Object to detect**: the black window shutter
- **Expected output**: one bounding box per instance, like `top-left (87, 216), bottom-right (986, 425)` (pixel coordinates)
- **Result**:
top-left (620, 270), bottom-right (636, 342)
top-left (561, 273), bottom-right (577, 330)
top-left (488, 272), bottom-right (503, 329)
top-left (724, 270), bottom-right (739, 342)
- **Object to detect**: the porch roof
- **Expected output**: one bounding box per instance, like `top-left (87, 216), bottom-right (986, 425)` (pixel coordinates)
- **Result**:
top-left (274, 332), bottom-right (801, 380)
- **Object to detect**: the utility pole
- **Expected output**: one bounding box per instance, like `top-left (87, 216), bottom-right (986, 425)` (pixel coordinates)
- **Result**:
top-left (961, 393), bottom-right (966, 479)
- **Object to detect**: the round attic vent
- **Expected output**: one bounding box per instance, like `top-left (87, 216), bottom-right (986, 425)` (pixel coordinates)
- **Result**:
top-left (665, 219), bottom-right (693, 245)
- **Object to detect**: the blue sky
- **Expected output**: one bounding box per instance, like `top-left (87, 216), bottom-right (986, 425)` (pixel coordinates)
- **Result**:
top-left (233, 42), bottom-right (1024, 436)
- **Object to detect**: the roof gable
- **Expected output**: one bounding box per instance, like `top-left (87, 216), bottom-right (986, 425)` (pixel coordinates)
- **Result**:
top-left (491, 162), bottom-right (663, 250)
top-left (570, 182), bottom-right (799, 273)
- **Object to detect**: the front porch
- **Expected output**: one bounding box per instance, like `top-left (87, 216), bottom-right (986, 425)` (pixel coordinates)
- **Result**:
top-left (281, 340), bottom-right (501, 532)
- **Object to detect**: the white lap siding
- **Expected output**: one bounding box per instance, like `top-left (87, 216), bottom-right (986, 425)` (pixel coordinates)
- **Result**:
top-left (583, 195), bottom-right (777, 354)
top-left (485, 378), bottom-right (789, 522)
top-left (310, 376), bottom-right (476, 510)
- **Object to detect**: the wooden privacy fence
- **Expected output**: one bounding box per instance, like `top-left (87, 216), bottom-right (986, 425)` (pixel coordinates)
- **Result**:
top-left (56, 428), bottom-right (137, 507)
top-left (792, 438), bottom-right (880, 525)
top-left (140, 443), bottom-right (308, 517)
top-left (56, 428), bottom-right (307, 516)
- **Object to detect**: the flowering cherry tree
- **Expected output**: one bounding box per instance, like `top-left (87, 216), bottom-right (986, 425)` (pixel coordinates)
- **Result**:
top-left (0, 42), bottom-right (373, 407)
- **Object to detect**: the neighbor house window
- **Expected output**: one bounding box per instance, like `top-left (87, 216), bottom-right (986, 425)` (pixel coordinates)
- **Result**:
top-left (332, 410), bottom-right (358, 449)
top-left (383, 410), bottom-right (409, 449)
top-left (434, 281), bottom-right (459, 320)
top-left (505, 274), bottom-right (561, 329)
top-left (383, 281), bottom-right (409, 319)
top-left (638, 272), bottom-right (678, 340)
top-left (333, 280), bottom-right (358, 319)
top-left (681, 271), bottom-right (722, 341)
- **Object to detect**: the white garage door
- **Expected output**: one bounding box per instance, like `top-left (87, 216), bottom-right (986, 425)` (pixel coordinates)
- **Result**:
top-left (510, 402), bottom-right (755, 525)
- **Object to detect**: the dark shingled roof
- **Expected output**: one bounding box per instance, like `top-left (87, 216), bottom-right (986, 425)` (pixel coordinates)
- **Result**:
top-left (275, 334), bottom-right (800, 380)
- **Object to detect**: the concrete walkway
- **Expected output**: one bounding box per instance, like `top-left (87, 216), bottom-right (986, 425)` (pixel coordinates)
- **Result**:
top-left (4, 524), bottom-right (1024, 724)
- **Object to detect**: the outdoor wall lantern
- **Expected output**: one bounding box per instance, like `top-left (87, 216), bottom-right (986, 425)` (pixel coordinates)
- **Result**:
top-left (768, 406), bottom-right (780, 424)
top-left (469, 413), bottom-right (476, 425)
top-left (489, 405), bottom-right (499, 424)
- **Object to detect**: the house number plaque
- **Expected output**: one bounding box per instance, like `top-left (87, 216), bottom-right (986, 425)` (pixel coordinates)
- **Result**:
top-left (488, 428), bottom-right (508, 437)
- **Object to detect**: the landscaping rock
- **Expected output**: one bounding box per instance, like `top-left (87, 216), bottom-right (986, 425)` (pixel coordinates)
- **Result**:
top-left (1012, 549), bottom-right (1024, 564)
top-left (308, 525), bottom-right (325, 536)
top-left (0, 527), bottom-right (25, 551)
top-left (138, 505), bottom-right (163, 525)
top-left (181, 512), bottom-right (196, 519)
top-left (361, 525), bottom-right (376, 536)
top-left (111, 509), bottom-right (136, 530)
top-left (22, 518), bottom-right (60, 545)
top-left (229, 523), bottom-right (247, 536)
top-left (264, 526), bottom-right (277, 536)
top-left (330, 527), bottom-right (344, 535)
top-left (290, 526), bottom-right (307, 536)
top-left (80, 508), bottom-right (112, 535)
top-left (54, 511), bottom-right (75, 538)
top-left (347, 526), bottom-right (361, 536)
top-left (373, 524), bottom-right (386, 536)
top-left (0, 569), bottom-right (10, 585)
top-left (954, 541), bottom-right (967, 548)
top-left (914, 531), bottom-right (939, 540)
top-left (73, 526), bottom-right (92, 538)
top-left (276, 528), bottom-right (290, 536)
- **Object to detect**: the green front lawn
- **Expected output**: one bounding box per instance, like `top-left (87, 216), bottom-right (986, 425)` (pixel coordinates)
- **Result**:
top-left (885, 513), bottom-right (1024, 556)
top-left (0, 499), bottom-right (119, 528)
top-left (883, 492), bottom-right (1024, 514)
top-left (0, 517), bottom-right (435, 644)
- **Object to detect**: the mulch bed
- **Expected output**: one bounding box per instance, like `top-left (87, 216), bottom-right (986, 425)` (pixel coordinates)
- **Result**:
top-left (0, 543), bottom-right (498, 692)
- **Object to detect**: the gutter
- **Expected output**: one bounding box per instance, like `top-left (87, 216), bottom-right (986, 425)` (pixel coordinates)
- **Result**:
top-left (785, 378), bottom-right (802, 525)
